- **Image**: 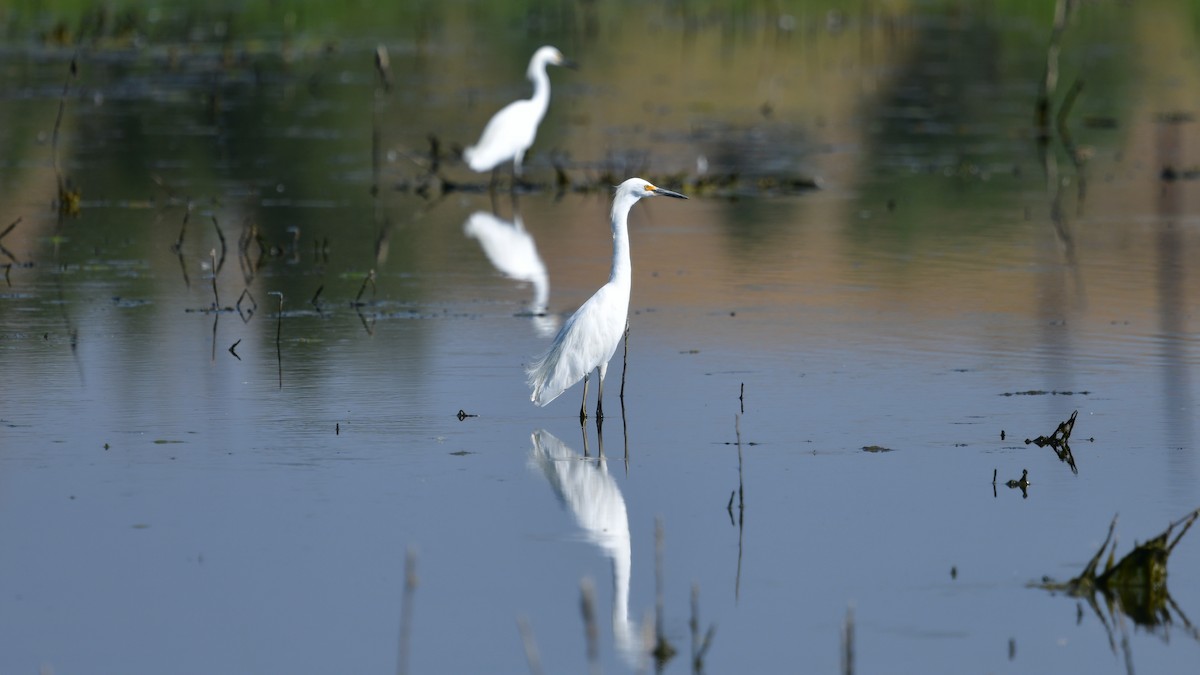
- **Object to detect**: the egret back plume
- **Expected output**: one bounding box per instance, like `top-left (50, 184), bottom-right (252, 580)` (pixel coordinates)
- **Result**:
top-left (528, 311), bottom-right (583, 406)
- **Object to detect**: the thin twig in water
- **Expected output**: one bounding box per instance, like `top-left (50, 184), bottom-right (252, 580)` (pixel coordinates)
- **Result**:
top-left (355, 269), bottom-right (377, 306)
top-left (173, 211), bottom-right (192, 289)
top-left (310, 284), bottom-right (324, 312)
top-left (375, 215), bottom-right (392, 265)
top-left (211, 215), bottom-right (227, 274)
top-left (0, 216), bottom-right (22, 241)
top-left (51, 213), bottom-right (85, 386)
top-left (372, 47), bottom-right (390, 200)
top-left (357, 306), bottom-right (377, 336)
top-left (270, 291), bottom-right (284, 389)
top-left (172, 207), bottom-right (190, 253)
top-left (580, 578), bottom-right (600, 675)
top-left (733, 414), bottom-right (745, 601)
top-left (619, 321), bottom-right (631, 455)
top-left (396, 547), bottom-right (418, 675)
top-left (516, 617), bottom-right (545, 675)
top-left (1056, 79), bottom-right (1085, 141)
top-left (210, 313), bottom-right (219, 363)
top-left (619, 321), bottom-right (630, 402)
top-left (841, 605), bottom-right (855, 675)
top-left (689, 584), bottom-right (716, 675)
top-left (426, 133), bottom-right (443, 175)
top-left (238, 223), bottom-right (266, 285)
top-left (653, 517), bottom-right (677, 667)
top-left (735, 415), bottom-right (745, 514)
top-left (0, 217), bottom-right (19, 263)
top-left (371, 51), bottom-right (388, 195)
top-left (209, 249), bottom-right (220, 309)
top-left (374, 45), bottom-right (393, 93)
top-left (1035, 0), bottom-right (1073, 139)
top-left (52, 56), bottom-right (78, 199)
top-left (622, 403), bottom-right (630, 472)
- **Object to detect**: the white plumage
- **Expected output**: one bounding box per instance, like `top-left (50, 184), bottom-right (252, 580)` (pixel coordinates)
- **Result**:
top-left (464, 45), bottom-right (574, 176)
top-left (464, 211), bottom-right (549, 312)
top-left (527, 178), bottom-right (687, 421)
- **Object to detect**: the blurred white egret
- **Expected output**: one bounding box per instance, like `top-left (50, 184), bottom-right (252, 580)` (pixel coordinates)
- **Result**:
top-left (527, 178), bottom-right (687, 422)
top-left (464, 45), bottom-right (575, 182)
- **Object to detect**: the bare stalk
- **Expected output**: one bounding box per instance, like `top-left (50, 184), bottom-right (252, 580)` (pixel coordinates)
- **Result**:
top-left (652, 517), bottom-right (677, 667)
top-left (355, 269), bottom-right (377, 306)
top-left (52, 57), bottom-right (78, 197)
top-left (270, 291), bottom-right (284, 388)
top-left (396, 547), bottom-right (418, 675)
top-left (841, 605), bottom-right (855, 675)
top-left (211, 215), bottom-right (227, 274)
top-left (209, 249), bottom-right (220, 309)
top-left (515, 617), bottom-right (545, 675)
top-left (580, 578), bottom-right (601, 675)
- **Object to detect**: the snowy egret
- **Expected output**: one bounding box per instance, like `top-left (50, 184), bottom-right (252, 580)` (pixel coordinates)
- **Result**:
top-left (464, 45), bottom-right (575, 182)
top-left (527, 178), bottom-right (687, 422)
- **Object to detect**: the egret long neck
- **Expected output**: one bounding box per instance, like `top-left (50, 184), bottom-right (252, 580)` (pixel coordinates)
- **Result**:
top-left (527, 58), bottom-right (551, 123)
top-left (608, 194), bottom-right (635, 285)
top-left (611, 539), bottom-right (633, 654)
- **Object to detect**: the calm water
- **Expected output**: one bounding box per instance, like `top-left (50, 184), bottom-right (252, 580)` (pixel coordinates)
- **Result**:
top-left (2, 3), bottom-right (1199, 674)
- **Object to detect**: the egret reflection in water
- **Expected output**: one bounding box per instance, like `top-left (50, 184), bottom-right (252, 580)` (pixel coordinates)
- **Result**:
top-left (529, 429), bottom-right (642, 667)
top-left (463, 210), bottom-right (559, 337)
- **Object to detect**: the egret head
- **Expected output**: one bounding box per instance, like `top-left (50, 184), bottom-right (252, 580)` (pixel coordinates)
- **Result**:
top-left (617, 177), bottom-right (689, 201)
top-left (530, 46), bottom-right (577, 75)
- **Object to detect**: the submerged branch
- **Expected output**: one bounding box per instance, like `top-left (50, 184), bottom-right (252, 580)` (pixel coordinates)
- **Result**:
top-left (1025, 410), bottom-right (1079, 473)
top-left (1036, 507), bottom-right (1200, 646)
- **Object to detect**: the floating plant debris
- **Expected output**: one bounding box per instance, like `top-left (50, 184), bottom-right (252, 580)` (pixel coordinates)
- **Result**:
top-left (1036, 508), bottom-right (1200, 647)
top-left (1025, 410), bottom-right (1080, 474)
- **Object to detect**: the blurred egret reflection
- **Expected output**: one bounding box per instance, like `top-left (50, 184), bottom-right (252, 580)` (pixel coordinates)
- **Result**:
top-left (463, 210), bottom-right (558, 337)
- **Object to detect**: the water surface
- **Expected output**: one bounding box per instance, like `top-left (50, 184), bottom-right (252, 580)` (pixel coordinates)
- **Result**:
top-left (1, 3), bottom-right (1199, 674)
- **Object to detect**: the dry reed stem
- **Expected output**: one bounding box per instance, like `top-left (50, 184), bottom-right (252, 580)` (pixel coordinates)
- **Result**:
top-left (580, 578), bottom-right (601, 675)
top-left (396, 547), bottom-right (418, 675)
top-left (516, 617), bottom-right (544, 675)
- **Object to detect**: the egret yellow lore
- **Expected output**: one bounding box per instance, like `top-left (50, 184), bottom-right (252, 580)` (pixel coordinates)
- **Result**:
top-left (527, 178), bottom-right (687, 423)
top-left (464, 45), bottom-right (575, 181)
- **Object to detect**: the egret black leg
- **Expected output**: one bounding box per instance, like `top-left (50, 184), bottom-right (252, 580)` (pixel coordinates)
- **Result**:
top-left (596, 375), bottom-right (605, 421)
top-left (510, 159), bottom-right (522, 195)
top-left (579, 374), bottom-right (590, 424)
